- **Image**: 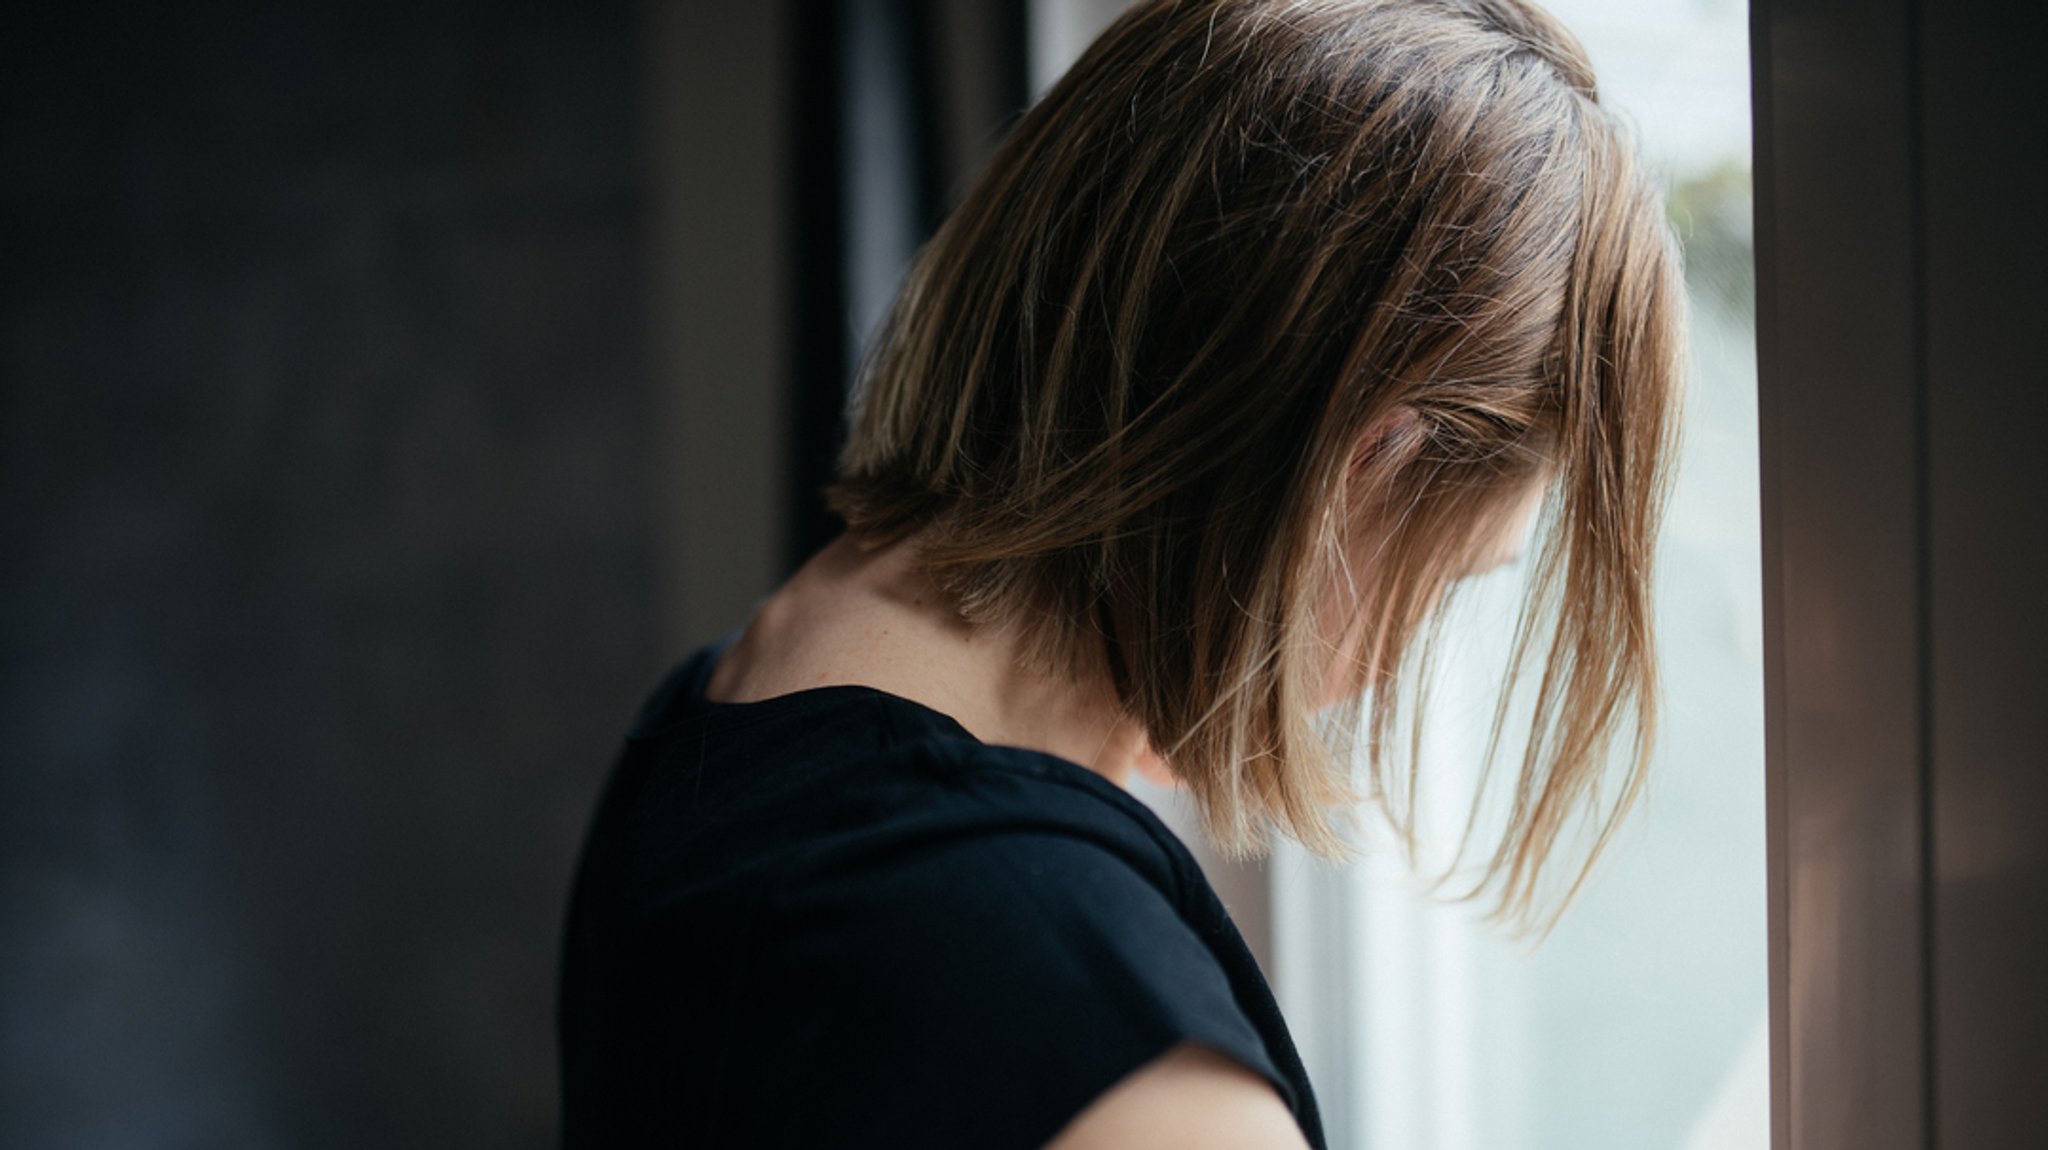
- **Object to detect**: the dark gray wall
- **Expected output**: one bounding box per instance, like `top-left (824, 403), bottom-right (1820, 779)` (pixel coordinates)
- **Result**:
top-left (3, 3), bottom-right (659, 1145)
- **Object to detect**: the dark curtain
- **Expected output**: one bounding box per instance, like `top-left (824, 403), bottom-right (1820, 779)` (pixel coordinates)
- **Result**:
top-left (786, 0), bottom-right (1032, 566)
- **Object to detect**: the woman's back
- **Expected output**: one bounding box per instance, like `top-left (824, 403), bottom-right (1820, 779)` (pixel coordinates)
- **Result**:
top-left (557, 640), bottom-right (1322, 1148)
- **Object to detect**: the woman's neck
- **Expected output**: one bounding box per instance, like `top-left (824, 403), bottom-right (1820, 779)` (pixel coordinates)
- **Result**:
top-left (704, 532), bottom-right (1160, 788)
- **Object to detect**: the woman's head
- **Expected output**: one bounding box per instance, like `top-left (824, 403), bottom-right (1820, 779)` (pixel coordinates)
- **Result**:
top-left (828, 0), bottom-right (1682, 930)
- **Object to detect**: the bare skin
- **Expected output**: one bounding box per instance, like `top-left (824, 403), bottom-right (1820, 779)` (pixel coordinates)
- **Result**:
top-left (706, 530), bottom-right (1170, 787)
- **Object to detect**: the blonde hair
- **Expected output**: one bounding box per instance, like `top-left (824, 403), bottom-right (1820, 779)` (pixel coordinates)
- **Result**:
top-left (828, 0), bottom-right (1683, 932)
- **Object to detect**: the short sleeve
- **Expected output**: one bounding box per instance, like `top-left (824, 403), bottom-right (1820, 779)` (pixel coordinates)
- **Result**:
top-left (711, 830), bottom-right (1289, 1150)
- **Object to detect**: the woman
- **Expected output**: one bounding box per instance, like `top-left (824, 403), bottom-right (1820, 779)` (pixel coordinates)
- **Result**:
top-left (559, 1), bottom-right (1681, 1147)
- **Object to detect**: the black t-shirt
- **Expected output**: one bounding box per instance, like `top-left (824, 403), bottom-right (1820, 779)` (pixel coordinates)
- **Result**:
top-left (558, 641), bottom-right (1324, 1149)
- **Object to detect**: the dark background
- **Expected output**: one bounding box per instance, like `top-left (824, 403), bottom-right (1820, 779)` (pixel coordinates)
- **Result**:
top-left (4, 3), bottom-right (654, 1144)
top-left (16, 0), bottom-right (2043, 1146)
top-left (2, 1), bottom-right (1024, 1145)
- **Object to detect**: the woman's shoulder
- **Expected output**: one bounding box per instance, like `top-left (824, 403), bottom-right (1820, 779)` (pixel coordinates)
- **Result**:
top-left (712, 762), bottom-right (1297, 1148)
top-left (565, 652), bottom-right (1320, 1148)
top-left (613, 648), bottom-right (1201, 906)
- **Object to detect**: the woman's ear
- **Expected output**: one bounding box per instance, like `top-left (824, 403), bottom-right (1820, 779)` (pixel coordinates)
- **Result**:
top-left (1343, 403), bottom-right (1425, 487)
top-left (1350, 404), bottom-right (1423, 475)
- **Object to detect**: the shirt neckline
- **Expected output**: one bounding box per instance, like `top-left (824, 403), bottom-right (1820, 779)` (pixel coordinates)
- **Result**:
top-left (629, 634), bottom-right (1215, 930)
top-left (636, 632), bottom-right (985, 749)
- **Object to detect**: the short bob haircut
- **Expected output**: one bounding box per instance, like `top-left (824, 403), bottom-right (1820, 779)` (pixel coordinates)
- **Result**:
top-left (828, 0), bottom-right (1683, 931)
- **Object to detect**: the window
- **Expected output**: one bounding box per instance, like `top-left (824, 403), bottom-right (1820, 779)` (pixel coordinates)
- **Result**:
top-left (1265, 4), bottom-right (1766, 1148)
